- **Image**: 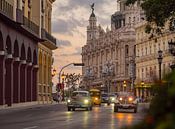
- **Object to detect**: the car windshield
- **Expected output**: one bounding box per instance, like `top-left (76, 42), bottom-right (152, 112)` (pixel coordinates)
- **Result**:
top-left (90, 92), bottom-right (100, 97)
top-left (101, 94), bottom-right (108, 97)
top-left (72, 92), bottom-right (88, 97)
top-left (118, 92), bottom-right (135, 98)
top-left (109, 94), bottom-right (115, 97)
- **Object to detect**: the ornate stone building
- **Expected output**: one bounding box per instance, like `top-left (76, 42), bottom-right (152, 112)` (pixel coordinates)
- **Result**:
top-left (135, 21), bottom-right (175, 98)
top-left (82, 1), bottom-right (145, 92)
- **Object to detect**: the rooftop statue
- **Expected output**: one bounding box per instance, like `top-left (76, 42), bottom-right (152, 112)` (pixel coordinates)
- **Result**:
top-left (91, 3), bottom-right (95, 12)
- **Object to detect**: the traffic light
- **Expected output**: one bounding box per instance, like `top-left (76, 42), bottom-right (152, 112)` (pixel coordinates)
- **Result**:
top-left (57, 83), bottom-right (61, 91)
top-left (73, 63), bottom-right (84, 66)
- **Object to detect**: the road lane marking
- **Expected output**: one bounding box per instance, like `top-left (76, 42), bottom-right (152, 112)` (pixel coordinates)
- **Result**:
top-left (23, 126), bottom-right (38, 129)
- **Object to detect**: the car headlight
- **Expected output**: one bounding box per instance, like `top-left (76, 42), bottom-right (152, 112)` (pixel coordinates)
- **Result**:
top-left (128, 97), bottom-right (133, 101)
top-left (111, 97), bottom-right (115, 101)
top-left (119, 97), bottom-right (123, 101)
top-left (84, 99), bottom-right (89, 104)
top-left (67, 99), bottom-right (71, 103)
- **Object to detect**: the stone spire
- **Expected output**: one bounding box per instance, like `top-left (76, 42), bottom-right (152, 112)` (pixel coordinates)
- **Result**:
top-left (87, 3), bottom-right (98, 42)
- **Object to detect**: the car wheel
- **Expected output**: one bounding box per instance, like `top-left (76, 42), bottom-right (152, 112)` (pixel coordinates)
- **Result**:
top-left (107, 102), bottom-right (110, 106)
top-left (86, 107), bottom-right (90, 111)
top-left (68, 107), bottom-right (71, 111)
top-left (134, 108), bottom-right (137, 113)
top-left (90, 106), bottom-right (93, 111)
top-left (72, 107), bottom-right (75, 111)
top-left (114, 107), bottom-right (118, 112)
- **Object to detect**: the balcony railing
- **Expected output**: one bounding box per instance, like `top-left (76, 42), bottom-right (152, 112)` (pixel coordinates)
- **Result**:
top-left (0, 0), bottom-right (13, 19)
top-left (41, 28), bottom-right (56, 45)
top-left (23, 16), bottom-right (39, 35)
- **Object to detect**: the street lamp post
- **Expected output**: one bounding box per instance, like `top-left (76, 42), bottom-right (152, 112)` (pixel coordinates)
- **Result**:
top-left (102, 61), bottom-right (114, 94)
top-left (141, 81), bottom-right (144, 100)
top-left (84, 67), bottom-right (94, 90)
top-left (157, 50), bottom-right (163, 82)
top-left (123, 81), bottom-right (127, 92)
top-left (58, 63), bottom-right (84, 101)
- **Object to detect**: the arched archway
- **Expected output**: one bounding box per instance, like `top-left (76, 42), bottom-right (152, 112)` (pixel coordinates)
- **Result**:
top-left (0, 31), bottom-right (4, 105)
top-left (20, 43), bottom-right (26, 102)
top-left (32, 50), bottom-right (38, 101)
top-left (13, 40), bottom-right (20, 103)
top-left (27, 47), bottom-right (32, 101)
top-left (32, 49), bottom-right (38, 101)
top-left (6, 36), bottom-right (12, 54)
top-left (27, 47), bottom-right (32, 63)
top-left (20, 44), bottom-right (26, 60)
top-left (33, 50), bottom-right (37, 65)
top-left (0, 31), bottom-right (3, 51)
top-left (13, 40), bottom-right (19, 57)
top-left (5, 35), bottom-right (13, 106)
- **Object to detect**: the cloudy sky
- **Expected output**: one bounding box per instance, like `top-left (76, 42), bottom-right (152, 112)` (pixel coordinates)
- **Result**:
top-left (51, 0), bottom-right (119, 84)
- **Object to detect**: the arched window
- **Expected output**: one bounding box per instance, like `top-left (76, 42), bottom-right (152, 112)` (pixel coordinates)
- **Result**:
top-left (125, 45), bottom-right (129, 57)
top-left (129, 17), bottom-right (131, 24)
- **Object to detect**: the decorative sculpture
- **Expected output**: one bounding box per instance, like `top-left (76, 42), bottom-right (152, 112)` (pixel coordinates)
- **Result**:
top-left (90, 3), bottom-right (95, 12)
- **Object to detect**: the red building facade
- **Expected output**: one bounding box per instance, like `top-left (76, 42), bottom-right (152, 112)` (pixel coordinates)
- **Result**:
top-left (0, 2), bottom-right (41, 106)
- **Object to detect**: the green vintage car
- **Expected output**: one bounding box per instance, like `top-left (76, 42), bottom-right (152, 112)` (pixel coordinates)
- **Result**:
top-left (67, 91), bottom-right (93, 111)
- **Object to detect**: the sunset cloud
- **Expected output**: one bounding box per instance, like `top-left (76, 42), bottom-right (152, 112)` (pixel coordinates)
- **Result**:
top-left (52, 0), bottom-right (118, 84)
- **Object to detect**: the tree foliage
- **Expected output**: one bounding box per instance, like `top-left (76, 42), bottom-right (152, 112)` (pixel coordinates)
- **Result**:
top-left (122, 70), bottom-right (175, 129)
top-left (126, 0), bottom-right (175, 34)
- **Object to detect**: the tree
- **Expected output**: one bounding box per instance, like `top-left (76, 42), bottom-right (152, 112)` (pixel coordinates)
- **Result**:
top-left (126, 0), bottom-right (175, 34)
top-left (122, 71), bottom-right (175, 129)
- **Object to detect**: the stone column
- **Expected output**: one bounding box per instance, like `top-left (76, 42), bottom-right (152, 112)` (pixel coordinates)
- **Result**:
top-left (13, 57), bottom-right (20, 103)
top-left (0, 51), bottom-right (5, 105)
top-left (27, 62), bottom-right (33, 102)
top-left (20, 60), bottom-right (27, 102)
top-left (5, 54), bottom-right (13, 106)
top-left (136, 88), bottom-right (139, 97)
top-left (32, 65), bottom-right (38, 101)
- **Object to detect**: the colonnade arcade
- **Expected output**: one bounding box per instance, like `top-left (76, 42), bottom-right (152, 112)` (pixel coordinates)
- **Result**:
top-left (0, 31), bottom-right (38, 106)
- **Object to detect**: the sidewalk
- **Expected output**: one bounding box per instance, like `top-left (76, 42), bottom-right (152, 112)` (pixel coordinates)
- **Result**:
top-left (0, 101), bottom-right (66, 113)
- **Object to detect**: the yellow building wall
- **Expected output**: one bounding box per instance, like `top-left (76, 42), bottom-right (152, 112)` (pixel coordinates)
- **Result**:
top-left (135, 21), bottom-right (175, 86)
top-left (38, 43), bottom-right (53, 103)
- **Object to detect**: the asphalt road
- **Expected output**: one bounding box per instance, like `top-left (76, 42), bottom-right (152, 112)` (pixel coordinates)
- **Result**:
top-left (0, 103), bottom-right (149, 129)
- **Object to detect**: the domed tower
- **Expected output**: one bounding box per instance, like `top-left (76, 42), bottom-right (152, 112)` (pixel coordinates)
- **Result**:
top-left (87, 3), bottom-right (98, 43)
top-left (111, 0), bottom-right (144, 30)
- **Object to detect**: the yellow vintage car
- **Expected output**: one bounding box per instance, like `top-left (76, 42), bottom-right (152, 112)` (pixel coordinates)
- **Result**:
top-left (89, 89), bottom-right (101, 106)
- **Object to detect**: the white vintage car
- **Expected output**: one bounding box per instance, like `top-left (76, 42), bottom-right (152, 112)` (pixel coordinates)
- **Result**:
top-left (67, 91), bottom-right (93, 111)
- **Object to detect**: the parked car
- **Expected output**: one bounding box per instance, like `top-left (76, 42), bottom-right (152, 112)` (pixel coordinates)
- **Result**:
top-left (114, 92), bottom-right (138, 113)
top-left (67, 91), bottom-right (93, 111)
